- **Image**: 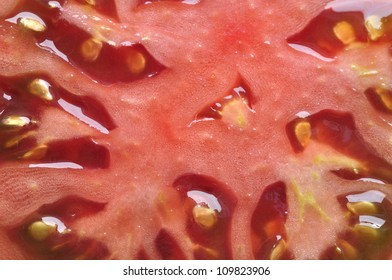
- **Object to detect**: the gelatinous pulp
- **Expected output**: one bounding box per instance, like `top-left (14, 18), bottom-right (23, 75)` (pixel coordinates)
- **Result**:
top-left (286, 110), bottom-right (392, 184)
top-left (173, 174), bottom-right (237, 259)
top-left (287, 1), bottom-right (392, 59)
top-left (4, 0), bottom-right (165, 84)
top-left (320, 190), bottom-right (392, 259)
top-left (251, 181), bottom-right (293, 260)
top-left (9, 196), bottom-right (109, 260)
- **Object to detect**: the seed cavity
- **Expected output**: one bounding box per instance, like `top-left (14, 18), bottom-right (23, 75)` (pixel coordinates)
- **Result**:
top-left (155, 229), bottom-right (187, 260)
top-left (365, 86), bottom-right (392, 113)
top-left (173, 174), bottom-right (237, 259)
top-left (321, 190), bottom-right (392, 259)
top-left (287, 7), bottom-right (371, 59)
top-left (192, 77), bottom-right (255, 129)
top-left (10, 196), bottom-right (109, 259)
top-left (3, 132), bottom-right (34, 149)
top-left (28, 79), bottom-right (54, 101)
top-left (288, 110), bottom-right (392, 184)
top-left (251, 181), bottom-right (293, 260)
top-left (5, 0), bottom-right (163, 84)
top-left (333, 21), bottom-right (356, 45)
top-left (335, 239), bottom-right (359, 260)
top-left (81, 37), bottom-right (103, 62)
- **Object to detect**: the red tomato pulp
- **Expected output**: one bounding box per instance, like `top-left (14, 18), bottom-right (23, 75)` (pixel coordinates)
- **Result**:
top-left (1, 0), bottom-right (392, 259)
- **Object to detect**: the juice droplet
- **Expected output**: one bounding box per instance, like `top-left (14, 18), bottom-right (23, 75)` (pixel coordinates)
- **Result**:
top-left (320, 190), bottom-right (392, 259)
top-left (286, 110), bottom-right (392, 183)
top-left (173, 173), bottom-right (237, 259)
top-left (5, 0), bottom-right (165, 84)
top-left (9, 196), bottom-right (110, 259)
top-left (251, 181), bottom-right (293, 260)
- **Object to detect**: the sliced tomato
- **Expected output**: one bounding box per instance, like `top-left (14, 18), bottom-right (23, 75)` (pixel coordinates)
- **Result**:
top-left (1, 0), bottom-right (392, 260)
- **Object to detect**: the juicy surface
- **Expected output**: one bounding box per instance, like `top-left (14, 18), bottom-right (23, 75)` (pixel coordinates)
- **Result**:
top-left (1, 0), bottom-right (392, 259)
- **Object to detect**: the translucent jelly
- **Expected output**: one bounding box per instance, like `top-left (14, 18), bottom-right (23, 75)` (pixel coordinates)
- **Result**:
top-left (173, 174), bottom-right (237, 259)
top-left (286, 109), bottom-right (392, 184)
top-left (155, 229), bottom-right (187, 260)
top-left (251, 181), bottom-right (293, 260)
top-left (287, 1), bottom-right (392, 59)
top-left (4, 0), bottom-right (165, 84)
top-left (9, 196), bottom-right (110, 260)
top-left (0, 74), bottom-right (111, 168)
top-left (320, 190), bottom-right (392, 259)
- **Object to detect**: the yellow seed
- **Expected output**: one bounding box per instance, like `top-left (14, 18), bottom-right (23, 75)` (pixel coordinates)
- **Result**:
top-left (126, 51), bottom-right (146, 74)
top-left (365, 15), bottom-right (385, 41)
top-left (375, 87), bottom-right (392, 111)
top-left (294, 121), bottom-right (311, 148)
top-left (353, 224), bottom-right (380, 242)
top-left (85, 0), bottom-right (96, 5)
top-left (192, 204), bottom-right (218, 229)
top-left (219, 98), bottom-right (250, 129)
top-left (18, 17), bottom-right (47, 32)
top-left (28, 79), bottom-right (54, 101)
top-left (335, 239), bottom-right (359, 259)
top-left (333, 21), bottom-right (356, 45)
top-left (346, 201), bottom-right (379, 216)
top-left (1, 115), bottom-right (31, 128)
top-left (22, 144), bottom-right (48, 160)
top-left (28, 220), bottom-right (56, 242)
top-left (81, 37), bottom-right (103, 62)
top-left (270, 239), bottom-right (287, 260)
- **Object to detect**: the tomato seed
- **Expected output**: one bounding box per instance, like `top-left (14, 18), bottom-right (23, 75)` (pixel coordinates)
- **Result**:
top-left (27, 220), bottom-right (57, 242)
top-left (80, 37), bottom-right (103, 62)
top-left (346, 201), bottom-right (380, 216)
top-left (28, 78), bottom-right (54, 101)
top-left (333, 21), bottom-right (356, 45)
top-left (192, 204), bottom-right (218, 230)
top-left (1, 115), bottom-right (32, 128)
top-left (18, 16), bottom-right (47, 32)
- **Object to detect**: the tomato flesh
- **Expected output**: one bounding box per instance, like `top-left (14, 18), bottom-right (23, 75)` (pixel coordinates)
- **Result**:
top-left (1, 0), bottom-right (392, 260)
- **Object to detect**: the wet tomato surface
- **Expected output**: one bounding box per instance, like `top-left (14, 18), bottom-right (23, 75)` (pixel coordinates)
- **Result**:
top-left (1, 0), bottom-right (392, 259)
